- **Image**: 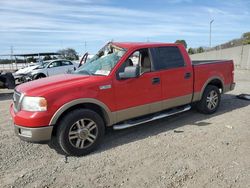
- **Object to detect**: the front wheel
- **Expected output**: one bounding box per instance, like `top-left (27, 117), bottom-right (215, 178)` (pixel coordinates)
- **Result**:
top-left (196, 85), bottom-right (221, 114)
top-left (34, 74), bottom-right (46, 80)
top-left (57, 109), bottom-right (105, 156)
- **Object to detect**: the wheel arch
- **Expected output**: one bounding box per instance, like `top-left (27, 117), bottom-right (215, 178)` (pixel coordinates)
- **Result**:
top-left (49, 98), bottom-right (114, 130)
top-left (196, 76), bottom-right (224, 101)
top-left (34, 73), bottom-right (46, 79)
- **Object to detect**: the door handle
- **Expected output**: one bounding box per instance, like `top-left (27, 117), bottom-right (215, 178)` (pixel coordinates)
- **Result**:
top-left (152, 77), bottom-right (160, 84)
top-left (184, 72), bottom-right (191, 79)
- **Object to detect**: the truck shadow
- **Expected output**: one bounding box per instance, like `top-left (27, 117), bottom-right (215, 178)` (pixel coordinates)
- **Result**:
top-left (49, 94), bottom-right (250, 156)
top-left (98, 94), bottom-right (250, 154)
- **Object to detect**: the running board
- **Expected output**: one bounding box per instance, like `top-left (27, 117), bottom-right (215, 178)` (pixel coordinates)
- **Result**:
top-left (113, 105), bottom-right (191, 130)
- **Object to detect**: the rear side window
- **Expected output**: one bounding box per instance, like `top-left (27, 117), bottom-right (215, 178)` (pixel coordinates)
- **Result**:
top-left (150, 46), bottom-right (185, 70)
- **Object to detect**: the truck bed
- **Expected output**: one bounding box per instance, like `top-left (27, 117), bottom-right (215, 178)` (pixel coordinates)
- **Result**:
top-left (192, 59), bottom-right (234, 99)
top-left (192, 60), bottom-right (230, 65)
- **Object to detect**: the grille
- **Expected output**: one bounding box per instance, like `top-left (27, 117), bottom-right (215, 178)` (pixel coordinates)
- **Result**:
top-left (13, 90), bottom-right (21, 112)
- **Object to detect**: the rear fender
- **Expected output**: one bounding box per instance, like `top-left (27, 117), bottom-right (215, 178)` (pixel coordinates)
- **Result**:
top-left (193, 76), bottom-right (224, 101)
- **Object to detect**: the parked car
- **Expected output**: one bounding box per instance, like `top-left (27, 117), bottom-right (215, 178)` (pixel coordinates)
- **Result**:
top-left (13, 63), bottom-right (40, 83)
top-left (26, 59), bottom-right (76, 80)
top-left (10, 42), bottom-right (235, 156)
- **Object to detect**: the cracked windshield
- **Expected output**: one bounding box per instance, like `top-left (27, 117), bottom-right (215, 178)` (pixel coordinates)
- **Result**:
top-left (74, 44), bottom-right (126, 76)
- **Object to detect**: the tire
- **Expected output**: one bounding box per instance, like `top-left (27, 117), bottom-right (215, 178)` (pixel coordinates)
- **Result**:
top-left (56, 109), bottom-right (105, 156)
top-left (4, 72), bottom-right (15, 89)
top-left (196, 85), bottom-right (221, 114)
top-left (0, 72), bottom-right (15, 89)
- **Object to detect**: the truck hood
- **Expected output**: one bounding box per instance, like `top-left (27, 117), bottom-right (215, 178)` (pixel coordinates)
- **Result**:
top-left (16, 74), bottom-right (93, 96)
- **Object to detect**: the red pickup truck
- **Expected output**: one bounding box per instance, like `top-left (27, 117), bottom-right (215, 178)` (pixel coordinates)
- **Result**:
top-left (10, 42), bottom-right (235, 156)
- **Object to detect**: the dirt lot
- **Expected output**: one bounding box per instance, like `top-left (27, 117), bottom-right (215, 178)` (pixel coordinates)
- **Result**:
top-left (0, 70), bottom-right (250, 188)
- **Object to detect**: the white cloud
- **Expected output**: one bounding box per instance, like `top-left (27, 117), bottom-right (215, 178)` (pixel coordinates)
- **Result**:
top-left (166, 0), bottom-right (193, 3)
top-left (0, 0), bottom-right (249, 54)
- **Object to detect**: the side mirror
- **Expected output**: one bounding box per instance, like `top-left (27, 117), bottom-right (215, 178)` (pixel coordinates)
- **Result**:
top-left (119, 66), bottom-right (139, 79)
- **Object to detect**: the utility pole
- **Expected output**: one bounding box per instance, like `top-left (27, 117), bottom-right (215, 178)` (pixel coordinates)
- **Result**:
top-left (209, 19), bottom-right (214, 48)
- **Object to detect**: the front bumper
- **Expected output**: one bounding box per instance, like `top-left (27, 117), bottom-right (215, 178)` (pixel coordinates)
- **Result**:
top-left (14, 124), bottom-right (53, 142)
top-left (230, 82), bottom-right (236, 90)
top-left (13, 74), bottom-right (32, 83)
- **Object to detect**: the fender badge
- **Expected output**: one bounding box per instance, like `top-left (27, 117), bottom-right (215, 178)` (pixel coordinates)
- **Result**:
top-left (99, 85), bottom-right (112, 90)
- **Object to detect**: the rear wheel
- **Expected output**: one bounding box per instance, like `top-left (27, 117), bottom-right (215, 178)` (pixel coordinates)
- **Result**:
top-left (34, 74), bottom-right (46, 80)
top-left (57, 109), bottom-right (105, 156)
top-left (196, 85), bottom-right (221, 114)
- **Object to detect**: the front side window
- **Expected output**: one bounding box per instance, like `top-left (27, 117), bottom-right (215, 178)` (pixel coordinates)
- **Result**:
top-left (62, 61), bottom-right (73, 66)
top-left (74, 43), bottom-right (126, 76)
top-left (49, 61), bottom-right (62, 68)
top-left (118, 48), bottom-right (152, 75)
top-left (48, 61), bottom-right (62, 68)
top-left (150, 46), bottom-right (185, 70)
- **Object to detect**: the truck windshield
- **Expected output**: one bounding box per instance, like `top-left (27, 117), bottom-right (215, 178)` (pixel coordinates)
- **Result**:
top-left (74, 44), bottom-right (126, 76)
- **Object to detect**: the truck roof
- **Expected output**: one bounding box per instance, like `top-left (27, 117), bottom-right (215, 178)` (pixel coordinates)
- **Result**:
top-left (113, 42), bottom-right (180, 49)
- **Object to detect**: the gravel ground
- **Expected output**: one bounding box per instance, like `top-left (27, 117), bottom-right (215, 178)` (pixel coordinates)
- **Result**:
top-left (0, 70), bottom-right (250, 188)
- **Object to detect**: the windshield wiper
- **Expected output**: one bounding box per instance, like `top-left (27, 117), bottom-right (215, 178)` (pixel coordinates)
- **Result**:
top-left (73, 70), bottom-right (92, 76)
top-left (80, 70), bottom-right (93, 75)
top-left (92, 73), bottom-right (106, 76)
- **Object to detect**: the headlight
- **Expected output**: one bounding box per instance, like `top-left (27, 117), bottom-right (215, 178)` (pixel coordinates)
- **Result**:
top-left (21, 96), bottom-right (47, 111)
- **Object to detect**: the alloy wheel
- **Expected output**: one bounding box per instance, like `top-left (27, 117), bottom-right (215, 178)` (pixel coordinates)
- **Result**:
top-left (68, 118), bottom-right (98, 149)
top-left (206, 90), bottom-right (219, 110)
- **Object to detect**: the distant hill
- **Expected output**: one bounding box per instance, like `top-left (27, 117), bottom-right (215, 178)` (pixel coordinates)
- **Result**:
top-left (209, 31), bottom-right (250, 51)
top-left (188, 32), bottom-right (250, 54)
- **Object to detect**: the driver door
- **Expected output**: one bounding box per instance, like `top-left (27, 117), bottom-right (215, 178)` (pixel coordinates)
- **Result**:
top-left (113, 49), bottom-right (162, 123)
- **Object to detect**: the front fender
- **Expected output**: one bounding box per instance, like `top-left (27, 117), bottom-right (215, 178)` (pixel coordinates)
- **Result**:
top-left (49, 98), bottom-right (115, 126)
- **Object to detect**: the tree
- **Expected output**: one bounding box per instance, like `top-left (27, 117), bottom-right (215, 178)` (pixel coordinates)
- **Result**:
top-left (0, 59), bottom-right (12, 64)
top-left (243, 40), bottom-right (250, 45)
top-left (242, 32), bottom-right (250, 45)
top-left (43, 55), bottom-right (52, 61)
top-left (242, 32), bottom-right (250, 39)
top-left (57, 48), bottom-right (79, 60)
top-left (27, 57), bottom-right (36, 63)
top-left (188, 48), bottom-right (195, 54)
top-left (197, 47), bottom-right (204, 53)
top-left (175, 40), bottom-right (187, 49)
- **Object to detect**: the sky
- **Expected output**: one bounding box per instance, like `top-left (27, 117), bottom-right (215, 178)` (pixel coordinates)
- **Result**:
top-left (0, 0), bottom-right (250, 55)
